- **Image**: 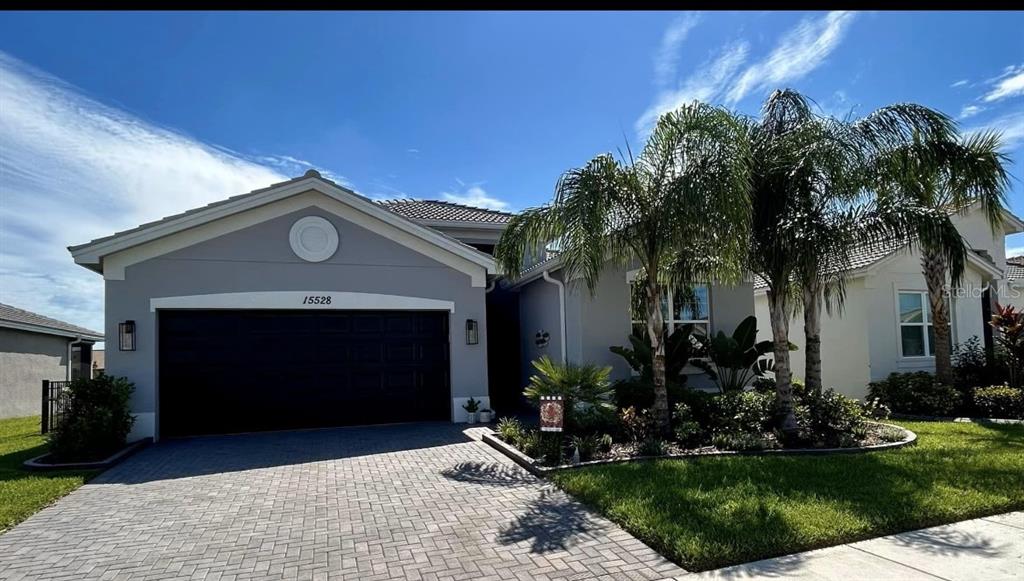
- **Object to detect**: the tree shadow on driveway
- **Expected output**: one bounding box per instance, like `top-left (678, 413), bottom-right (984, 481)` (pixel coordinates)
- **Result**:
top-left (496, 488), bottom-right (603, 553)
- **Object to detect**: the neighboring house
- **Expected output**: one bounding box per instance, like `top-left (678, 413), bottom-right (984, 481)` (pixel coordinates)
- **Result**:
top-left (0, 303), bottom-right (102, 419)
top-left (91, 349), bottom-right (105, 376)
top-left (1003, 256), bottom-right (1024, 312)
top-left (69, 170), bottom-right (756, 441)
top-left (754, 205), bottom-right (1024, 400)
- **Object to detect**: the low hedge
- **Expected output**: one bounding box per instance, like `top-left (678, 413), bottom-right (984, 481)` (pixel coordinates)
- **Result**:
top-left (867, 372), bottom-right (961, 416)
top-left (973, 385), bottom-right (1024, 420)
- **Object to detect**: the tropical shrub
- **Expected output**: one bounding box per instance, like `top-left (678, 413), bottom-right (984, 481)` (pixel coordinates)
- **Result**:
top-left (708, 390), bottom-right (775, 435)
top-left (49, 374), bottom-right (135, 461)
top-left (570, 434), bottom-right (600, 462)
top-left (711, 431), bottom-right (779, 451)
top-left (952, 336), bottom-right (1003, 390)
top-left (523, 356), bottom-right (614, 429)
top-left (597, 433), bottom-right (614, 454)
top-left (672, 402), bottom-right (702, 447)
top-left (796, 389), bottom-right (866, 447)
top-left (867, 372), bottom-right (961, 416)
top-left (690, 316), bottom-right (778, 392)
top-left (612, 378), bottom-right (689, 411)
top-left (610, 328), bottom-right (695, 386)
top-left (861, 397), bottom-right (892, 420)
top-left (637, 438), bottom-right (666, 456)
top-left (990, 304), bottom-right (1024, 387)
top-left (620, 407), bottom-right (653, 443)
top-left (973, 385), bottom-right (1024, 419)
top-left (517, 431), bottom-right (543, 458)
top-left (496, 417), bottom-right (525, 444)
top-left (572, 403), bottom-right (619, 436)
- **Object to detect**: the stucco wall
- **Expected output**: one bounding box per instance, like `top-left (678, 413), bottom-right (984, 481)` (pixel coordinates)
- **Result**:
top-left (518, 271), bottom-right (563, 383)
top-left (0, 328), bottom-right (69, 419)
top-left (104, 202), bottom-right (489, 439)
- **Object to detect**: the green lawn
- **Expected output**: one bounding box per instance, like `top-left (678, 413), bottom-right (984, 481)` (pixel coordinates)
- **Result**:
top-left (0, 416), bottom-right (97, 533)
top-left (552, 421), bottom-right (1024, 572)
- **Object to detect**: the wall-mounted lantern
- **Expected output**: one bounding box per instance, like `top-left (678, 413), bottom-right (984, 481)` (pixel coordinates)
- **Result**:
top-left (465, 319), bottom-right (479, 345)
top-left (118, 320), bottom-right (136, 351)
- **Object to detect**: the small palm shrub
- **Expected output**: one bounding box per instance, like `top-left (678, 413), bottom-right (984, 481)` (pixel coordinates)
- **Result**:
top-left (973, 385), bottom-right (1024, 419)
top-left (49, 374), bottom-right (135, 462)
top-left (496, 417), bottom-right (525, 444)
top-left (867, 372), bottom-right (961, 416)
top-left (523, 356), bottom-right (614, 429)
top-left (569, 434), bottom-right (600, 461)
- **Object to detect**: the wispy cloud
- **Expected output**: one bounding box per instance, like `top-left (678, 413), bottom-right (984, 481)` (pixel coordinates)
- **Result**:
top-left (982, 64), bottom-right (1024, 103)
top-left (653, 12), bottom-right (701, 88)
top-left (726, 11), bottom-right (857, 105)
top-left (959, 105), bottom-right (984, 119)
top-left (0, 52), bottom-right (340, 333)
top-left (637, 12), bottom-right (856, 135)
top-left (406, 148), bottom-right (420, 154)
top-left (950, 79), bottom-right (969, 88)
top-left (963, 110), bottom-right (1024, 149)
top-left (440, 184), bottom-right (510, 212)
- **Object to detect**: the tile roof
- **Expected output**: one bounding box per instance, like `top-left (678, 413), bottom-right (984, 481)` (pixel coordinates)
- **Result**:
top-left (377, 199), bottom-right (513, 224)
top-left (0, 303), bottom-right (102, 339)
top-left (1007, 256), bottom-right (1024, 282)
top-left (752, 238), bottom-right (908, 291)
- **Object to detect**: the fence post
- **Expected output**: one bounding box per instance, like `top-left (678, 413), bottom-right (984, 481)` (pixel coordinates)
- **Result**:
top-left (41, 380), bottom-right (49, 434)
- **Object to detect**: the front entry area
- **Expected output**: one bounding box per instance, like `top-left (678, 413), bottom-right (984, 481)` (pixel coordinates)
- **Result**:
top-left (158, 309), bottom-right (450, 437)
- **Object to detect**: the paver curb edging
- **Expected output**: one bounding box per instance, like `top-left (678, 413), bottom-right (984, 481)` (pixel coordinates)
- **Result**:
top-left (482, 422), bottom-right (917, 475)
top-left (891, 413), bottom-right (1024, 425)
top-left (23, 438), bottom-right (153, 471)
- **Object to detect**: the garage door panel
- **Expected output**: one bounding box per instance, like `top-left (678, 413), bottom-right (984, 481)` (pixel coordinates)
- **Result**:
top-left (159, 310), bottom-right (450, 437)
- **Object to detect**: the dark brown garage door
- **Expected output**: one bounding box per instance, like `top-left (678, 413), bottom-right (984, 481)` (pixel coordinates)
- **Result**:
top-left (158, 310), bottom-right (450, 437)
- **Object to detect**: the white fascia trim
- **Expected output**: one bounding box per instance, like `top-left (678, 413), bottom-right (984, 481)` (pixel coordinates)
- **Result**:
top-left (0, 320), bottom-right (102, 341)
top-left (150, 291), bottom-right (456, 313)
top-left (414, 219), bottom-right (508, 231)
top-left (99, 191), bottom-right (489, 286)
top-left (1002, 210), bottom-right (1024, 234)
top-left (72, 177), bottom-right (495, 274)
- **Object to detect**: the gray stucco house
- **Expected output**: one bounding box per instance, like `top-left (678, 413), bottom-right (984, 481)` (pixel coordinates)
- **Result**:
top-left (0, 303), bottom-right (102, 419)
top-left (69, 171), bottom-right (754, 441)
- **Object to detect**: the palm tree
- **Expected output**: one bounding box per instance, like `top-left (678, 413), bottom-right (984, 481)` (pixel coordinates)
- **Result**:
top-left (495, 103), bottom-right (751, 435)
top-left (874, 132), bottom-right (1012, 386)
top-left (747, 90), bottom-right (957, 430)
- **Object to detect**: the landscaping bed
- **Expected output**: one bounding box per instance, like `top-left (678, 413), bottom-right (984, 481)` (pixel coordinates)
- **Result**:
top-left (550, 420), bottom-right (1024, 572)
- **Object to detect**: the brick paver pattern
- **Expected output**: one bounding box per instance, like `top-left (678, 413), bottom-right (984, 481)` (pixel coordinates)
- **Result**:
top-left (0, 423), bottom-right (684, 580)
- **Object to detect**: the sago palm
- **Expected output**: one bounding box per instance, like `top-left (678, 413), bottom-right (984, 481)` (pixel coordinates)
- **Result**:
top-left (495, 102), bottom-right (751, 435)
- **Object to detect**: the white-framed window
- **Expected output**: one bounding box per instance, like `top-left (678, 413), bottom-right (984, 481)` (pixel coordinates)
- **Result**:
top-left (630, 283), bottom-right (711, 339)
top-left (897, 290), bottom-right (950, 358)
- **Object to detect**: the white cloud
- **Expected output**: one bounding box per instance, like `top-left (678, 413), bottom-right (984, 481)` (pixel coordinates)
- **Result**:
top-left (963, 110), bottom-right (1024, 149)
top-left (726, 11), bottom-right (857, 105)
top-left (950, 79), bottom-right (969, 88)
top-left (636, 12), bottom-right (856, 135)
top-left (982, 64), bottom-right (1024, 103)
top-left (636, 41), bottom-right (748, 136)
top-left (0, 52), bottom-right (340, 333)
top-left (959, 105), bottom-right (984, 119)
top-left (653, 12), bottom-right (701, 88)
top-left (1006, 245), bottom-right (1024, 260)
top-left (441, 185), bottom-right (510, 212)
top-left (406, 148), bottom-right (420, 154)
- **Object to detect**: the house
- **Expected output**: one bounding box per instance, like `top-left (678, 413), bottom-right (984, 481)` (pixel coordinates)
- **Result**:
top-left (1003, 256), bottom-right (1024, 311)
top-left (0, 303), bottom-right (102, 419)
top-left (69, 171), bottom-right (757, 441)
top-left (754, 205), bottom-right (1024, 400)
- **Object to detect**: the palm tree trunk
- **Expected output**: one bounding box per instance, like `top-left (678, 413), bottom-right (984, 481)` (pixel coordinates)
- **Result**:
top-left (922, 248), bottom-right (953, 385)
top-left (767, 287), bottom-right (798, 433)
top-left (802, 283), bottom-right (823, 394)
top-left (646, 279), bottom-right (671, 436)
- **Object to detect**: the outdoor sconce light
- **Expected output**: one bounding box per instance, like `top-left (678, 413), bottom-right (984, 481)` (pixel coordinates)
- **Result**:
top-left (118, 320), bottom-right (136, 351)
top-left (465, 319), bottom-right (479, 345)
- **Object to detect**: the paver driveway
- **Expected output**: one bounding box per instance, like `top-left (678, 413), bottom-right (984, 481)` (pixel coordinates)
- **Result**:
top-left (0, 423), bottom-right (684, 580)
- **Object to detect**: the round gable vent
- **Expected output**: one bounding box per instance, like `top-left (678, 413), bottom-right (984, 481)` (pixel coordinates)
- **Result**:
top-left (289, 216), bottom-right (339, 262)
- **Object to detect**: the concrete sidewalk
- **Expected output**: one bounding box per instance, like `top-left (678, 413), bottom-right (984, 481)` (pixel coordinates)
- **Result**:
top-left (685, 511), bottom-right (1023, 580)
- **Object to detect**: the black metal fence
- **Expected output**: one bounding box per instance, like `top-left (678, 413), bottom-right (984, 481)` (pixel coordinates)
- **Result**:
top-left (41, 380), bottom-right (71, 435)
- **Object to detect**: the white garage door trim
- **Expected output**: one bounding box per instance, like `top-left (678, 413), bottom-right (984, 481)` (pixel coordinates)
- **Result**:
top-left (150, 291), bottom-right (456, 312)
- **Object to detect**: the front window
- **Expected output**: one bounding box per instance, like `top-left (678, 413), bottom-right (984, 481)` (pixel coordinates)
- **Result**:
top-left (631, 283), bottom-right (710, 338)
top-left (898, 291), bottom-right (949, 357)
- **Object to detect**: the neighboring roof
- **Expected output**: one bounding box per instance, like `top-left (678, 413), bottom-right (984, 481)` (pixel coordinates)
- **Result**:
top-left (377, 199), bottom-right (512, 225)
top-left (69, 171), bottom-right (496, 281)
top-left (0, 303), bottom-right (102, 340)
top-left (509, 254), bottom-right (564, 288)
top-left (1007, 256), bottom-right (1024, 283)
top-left (752, 238), bottom-right (907, 291)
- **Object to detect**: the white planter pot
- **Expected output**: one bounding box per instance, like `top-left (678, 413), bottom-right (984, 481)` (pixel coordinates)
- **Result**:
top-left (478, 411), bottom-right (492, 423)
top-left (465, 412), bottom-right (478, 424)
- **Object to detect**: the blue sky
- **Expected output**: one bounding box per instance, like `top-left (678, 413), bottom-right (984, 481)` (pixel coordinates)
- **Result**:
top-left (1, 11), bottom-right (1023, 333)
